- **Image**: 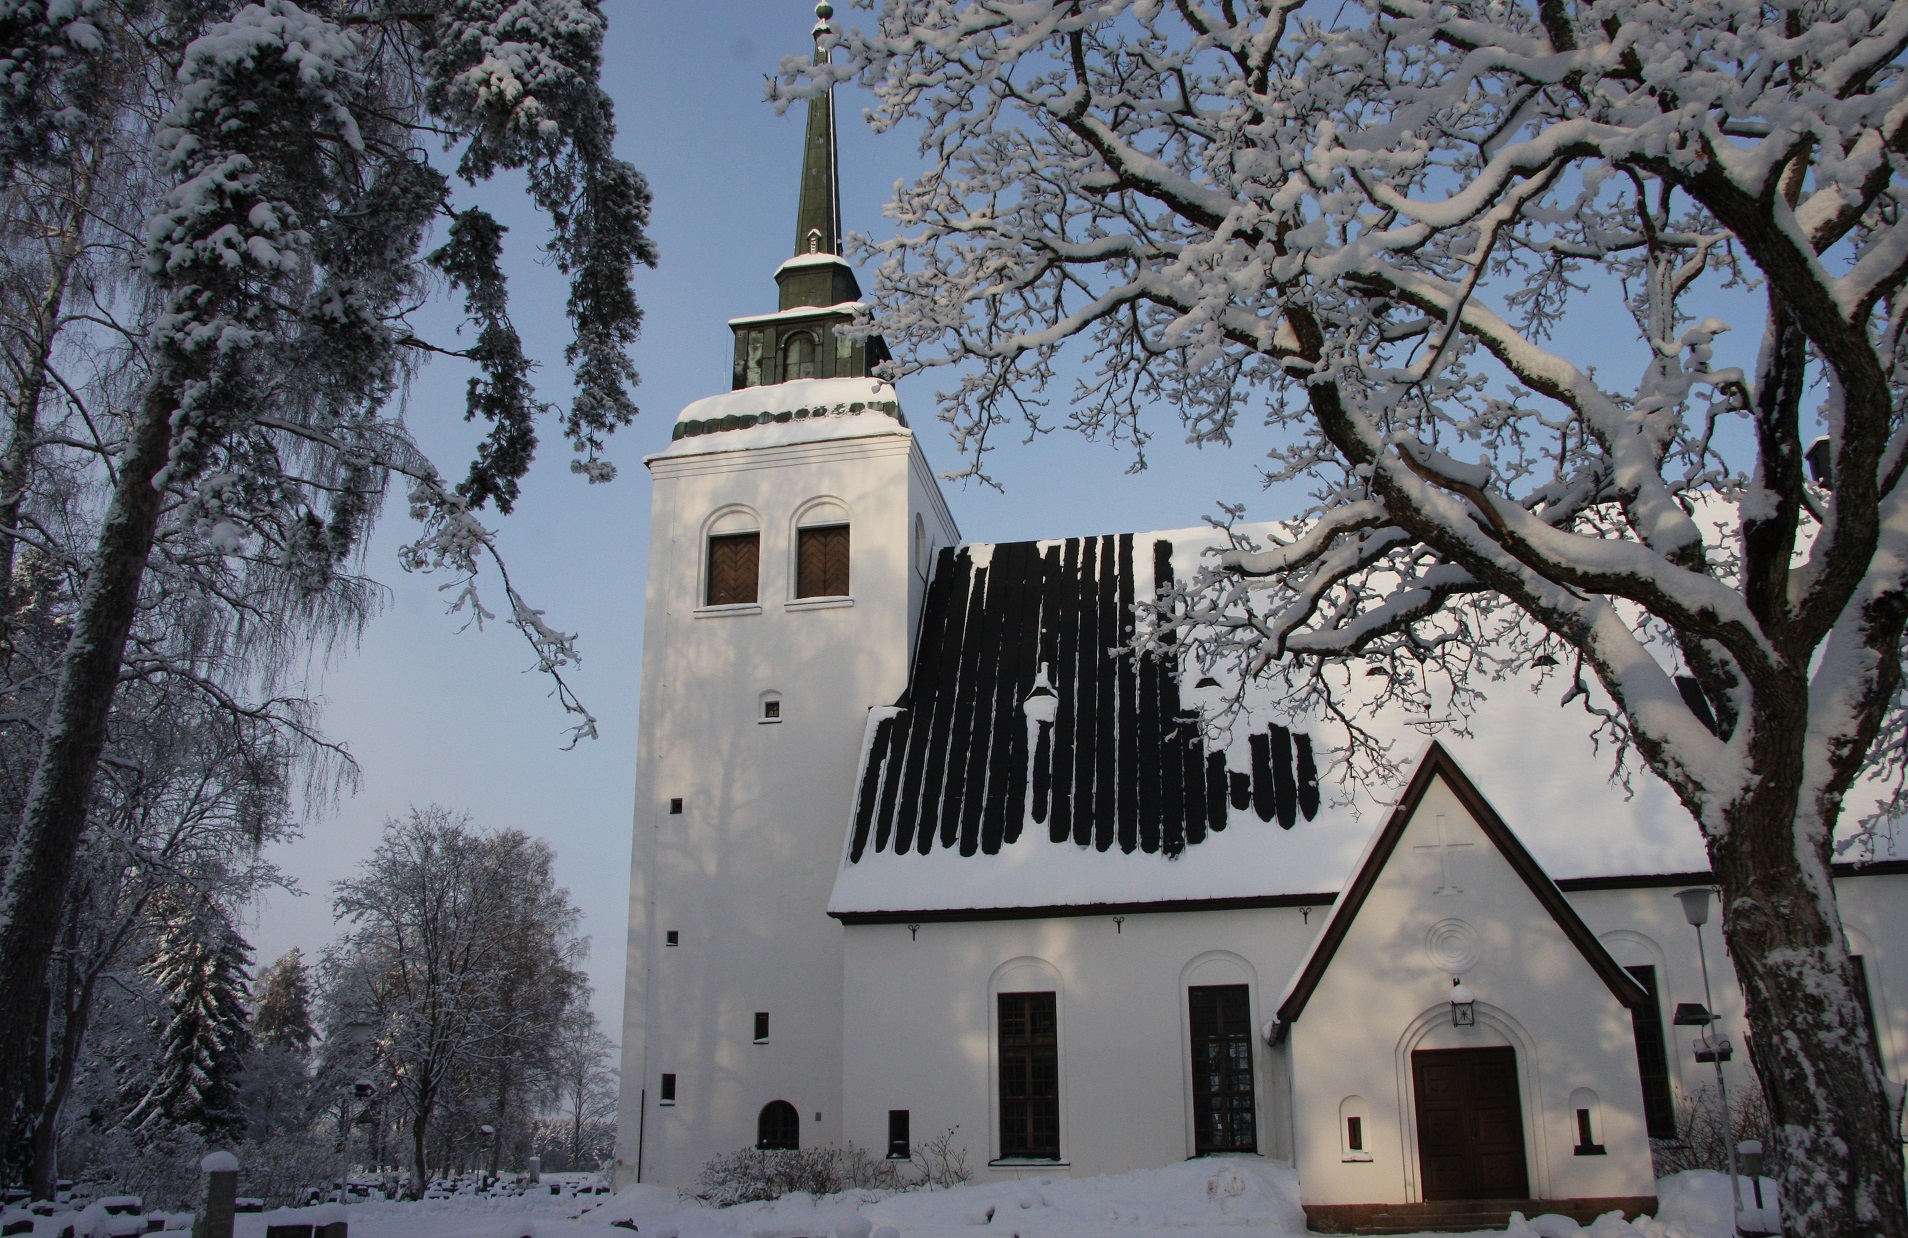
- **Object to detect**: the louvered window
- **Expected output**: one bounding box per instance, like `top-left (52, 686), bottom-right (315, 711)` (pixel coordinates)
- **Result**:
top-left (707, 532), bottom-right (759, 605)
top-left (797, 525), bottom-right (850, 598)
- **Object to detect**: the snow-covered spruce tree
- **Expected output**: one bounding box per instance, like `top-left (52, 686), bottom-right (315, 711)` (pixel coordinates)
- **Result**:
top-left (0, 0), bottom-right (654, 1168)
top-left (253, 949), bottom-right (314, 1054)
top-left (805, 2), bottom-right (1908, 1234)
top-left (127, 893), bottom-right (253, 1139)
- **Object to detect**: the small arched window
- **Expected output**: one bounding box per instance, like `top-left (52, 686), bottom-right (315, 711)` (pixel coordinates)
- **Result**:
top-left (782, 331), bottom-right (818, 381)
top-left (1339, 1095), bottom-right (1372, 1161)
top-left (757, 1100), bottom-right (800, 1150)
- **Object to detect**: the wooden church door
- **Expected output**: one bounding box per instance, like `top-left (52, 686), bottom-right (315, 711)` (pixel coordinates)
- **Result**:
top-left (1412, 1046), bottom-right (1530, 1200)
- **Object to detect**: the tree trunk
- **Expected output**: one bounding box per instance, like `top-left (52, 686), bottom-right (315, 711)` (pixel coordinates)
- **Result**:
top-left (0, 383), bottom-right (175, 1172)
top-left (1714, 715), bottom-right (1908, 1238)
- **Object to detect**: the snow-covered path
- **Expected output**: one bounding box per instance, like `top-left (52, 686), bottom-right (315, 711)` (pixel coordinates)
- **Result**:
top-left (224, 1161), bottom-right (1758, 1238)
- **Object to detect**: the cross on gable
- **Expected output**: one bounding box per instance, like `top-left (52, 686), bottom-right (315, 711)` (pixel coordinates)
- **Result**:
top-left (1413, 813), bottom-right (1475, 896)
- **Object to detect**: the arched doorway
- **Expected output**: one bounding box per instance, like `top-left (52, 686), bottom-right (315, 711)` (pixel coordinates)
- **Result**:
top-left (757, 1100), bottom-right (799, 1150)
top-left (1411, 1046), bottom-right (1529, 1200)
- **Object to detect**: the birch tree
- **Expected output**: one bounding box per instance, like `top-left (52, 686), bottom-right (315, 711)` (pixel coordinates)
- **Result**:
top-left (0, 0), bottom-right (655, 1166)
top-left (805, 1), bottom-right (1908, 1233)
top-left (325, 808), bottom-right (585, 1193)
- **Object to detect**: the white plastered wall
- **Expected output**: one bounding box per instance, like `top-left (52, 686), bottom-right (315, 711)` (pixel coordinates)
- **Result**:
top-left (839, 905), bottom-right (1323, 1181)
top-left (614, 421), bottom-right (958, 1188)
top-left (1286, 774), bottom-right (1655, 1208)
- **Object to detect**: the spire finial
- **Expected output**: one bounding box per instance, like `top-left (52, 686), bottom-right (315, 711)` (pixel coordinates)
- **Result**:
top-left (792, 0), bottom-right (844, 263)
top-left (813, 1), bottom-right (835, 65)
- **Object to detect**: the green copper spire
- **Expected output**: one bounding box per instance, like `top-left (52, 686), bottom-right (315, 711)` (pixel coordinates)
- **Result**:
top-left (795, 1), bottom-right (842, 258)
top-left (776, 1), bottom-right (860, 310)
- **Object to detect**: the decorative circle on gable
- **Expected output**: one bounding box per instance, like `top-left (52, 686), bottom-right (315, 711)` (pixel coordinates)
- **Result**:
top-left (1424, 917), bottom-right (1482, 974)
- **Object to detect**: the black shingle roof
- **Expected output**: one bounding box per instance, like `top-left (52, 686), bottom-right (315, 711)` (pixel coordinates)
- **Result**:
top-left (847, 534), bottom-right (1321, 864)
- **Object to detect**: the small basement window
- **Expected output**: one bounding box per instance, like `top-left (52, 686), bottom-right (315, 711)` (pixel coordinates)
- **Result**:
top-left (659, 1074), bottom-right (676, 1105)
top-left (887, 1110), bottom-right (910, 1160)
top-left (754, 1012), bottom-right (770, 1043)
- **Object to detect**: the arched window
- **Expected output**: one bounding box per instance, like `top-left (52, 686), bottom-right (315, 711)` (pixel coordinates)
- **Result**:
top-left (757, 1100), bottom-right (799, 1150)
top-left (705, 508), bottom-right (760, 607)
top-left (782, 331), bottom-right (818, 381)
top-left (795, 500), bottom-right (850, 599)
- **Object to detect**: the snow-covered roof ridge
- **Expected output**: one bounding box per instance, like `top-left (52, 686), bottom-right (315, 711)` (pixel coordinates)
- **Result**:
top-left (670, 376), bottom-right (903, 432)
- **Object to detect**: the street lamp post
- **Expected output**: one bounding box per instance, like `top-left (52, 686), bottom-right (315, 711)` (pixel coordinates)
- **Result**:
top-left (1676, 887), bottom-right (1743, 1232)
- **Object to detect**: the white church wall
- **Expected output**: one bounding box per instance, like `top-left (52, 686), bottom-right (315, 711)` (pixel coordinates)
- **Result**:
top-left (1285, 774), bottom-right (1656, 1209)
top-left (840, 904), bottom-right (1323, 1181)
top-left (616, 421), bottom-right (956, 1188)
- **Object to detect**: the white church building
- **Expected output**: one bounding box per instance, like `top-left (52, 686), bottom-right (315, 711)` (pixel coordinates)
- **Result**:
top-left (614, 12), bottom-right (1908, 1231)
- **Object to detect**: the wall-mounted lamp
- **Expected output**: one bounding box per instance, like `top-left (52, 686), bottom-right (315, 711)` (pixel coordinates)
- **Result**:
top-left (1449, 977), bottom-right (1477, 1026)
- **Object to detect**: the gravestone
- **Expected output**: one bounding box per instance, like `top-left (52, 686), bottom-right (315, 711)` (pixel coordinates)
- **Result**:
top-left (190, 1152), bottom-right (238, 1238)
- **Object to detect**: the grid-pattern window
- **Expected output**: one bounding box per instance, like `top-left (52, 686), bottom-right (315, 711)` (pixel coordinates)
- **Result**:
top-left (707, 532), bottom-right (760, 605)
top-left (1624, 965), bottom-right (1677, 1138)
top-left (757, 1100), bottom-right (799, 1150)
top-left (1188, 984), bottom-right (1257, 1153)
top-left (998, 991), bottom-right (1059, 1159)
top-left (796, 525), bottom-right (850, 598)
top-left (887, 1110), bottom-right (910, 1159)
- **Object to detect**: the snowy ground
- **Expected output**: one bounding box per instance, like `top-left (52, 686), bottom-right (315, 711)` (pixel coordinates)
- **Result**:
top-left (111, 1161), bottom-right (1774, 1238)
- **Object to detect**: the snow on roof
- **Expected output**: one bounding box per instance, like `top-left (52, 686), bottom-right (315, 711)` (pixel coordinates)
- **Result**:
top-left (828, 522), bottom-right (1902, 919)
top-left (650, 377), bottom-right (909, 460)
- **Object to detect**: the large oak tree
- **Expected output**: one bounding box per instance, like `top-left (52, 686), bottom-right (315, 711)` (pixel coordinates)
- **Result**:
top-left (808, 1), bottom-right (1908, 1233)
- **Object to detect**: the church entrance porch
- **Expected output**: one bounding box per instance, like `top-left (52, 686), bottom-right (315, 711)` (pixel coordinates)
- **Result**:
top-left (1411, 1046), bottom-right (1529, 1201)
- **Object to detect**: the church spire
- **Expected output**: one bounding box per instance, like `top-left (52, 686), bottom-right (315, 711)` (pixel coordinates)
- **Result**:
top-left (773, 1), bottom-right (860, 312)
top-left (794, 1), bottom-right (843, 260)
top-left (729, 3), bottom-right (889, 390)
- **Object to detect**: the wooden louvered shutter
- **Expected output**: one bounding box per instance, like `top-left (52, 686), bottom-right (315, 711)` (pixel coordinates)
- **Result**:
top-left (797, 524), bottom-right (850, 597)
top-left (707, 532), bottom-right (759, 605)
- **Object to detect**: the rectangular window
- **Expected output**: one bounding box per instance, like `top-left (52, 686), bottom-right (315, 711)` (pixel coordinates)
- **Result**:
top-left (669, 798), bottom-right (683, 815)
top-left (1624, 965), bottom-right (1677, 1139)
top-left (796, 525), bottom-right (850, 598)
top-left (659, 1073), bottom-right (676, 1105)
top-left (1346, 1116), bottom-right (1363, 1152)
top-left (707, 532), bottom-right (760, 606)
top-left (887, 1110), bottom-right (910, 1159)
top-left (1574, 1108), bottom-right (1605, 1154)
top-left (1188, 984), bottom-right (1257, 1154)
top-left (665, 931), bottom-right (679, 947)
top-left (1853, 955), bottom-right (1883, 1063)
top-left (998, 991), bottom-right (1059, 1160)
top-left (754, 1012), bottom-right (769, 1043)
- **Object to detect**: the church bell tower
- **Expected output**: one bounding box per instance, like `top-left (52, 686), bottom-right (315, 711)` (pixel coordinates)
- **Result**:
top-left (614, 2), bottom-right (958, 1188)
